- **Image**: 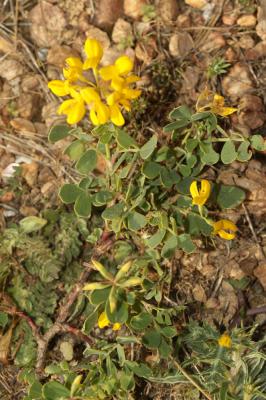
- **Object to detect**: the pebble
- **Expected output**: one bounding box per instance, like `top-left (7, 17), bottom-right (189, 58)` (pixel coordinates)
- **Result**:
top-left (124, 0), bottom-right (148, 19)
top-left (169, 32), bottom-right (194, 57)
top-left (112, 18), bottom-right (133, 44)
top-left (237, 14), bottom-right (256, 27)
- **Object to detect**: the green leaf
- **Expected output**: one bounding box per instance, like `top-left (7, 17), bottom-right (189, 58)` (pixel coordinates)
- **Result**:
top-left (142, 330), bottom-right (162, 349)
top-left (221, 140), bottom-right (237, 164)
top-left (250, 134), bottom-right (266, 151)
top-left (93, 191), bottom-right (113, 206)
top-left (178, 234), bottom-right (196, 253)
top-left (102, 202), bottom-right (126, 220)
top-left (48, 125), bottom-right (72, 143)
top-left (145, 229), bottom-right (166, 249)
top-left (42, 381), bottom-right (70, 400)
top-left (217, 185), bottom-right (245, 209)
top-left (159, 338), bottom-right (172, 358)
top-left (19, 216), bottom-right (47, 233)
top-left (169, 105), bottom-right (192, 120)
top-left (28, 381), bottom-right (42, 399)
top-left (200, 144), bottom-right (220, 165)
top-left (161, 235), bottom-right (178, 258)
top-left (179, 164), bottom-right (191, 177)
top-left (237, 141), bottom-right (252, 162)
top-left (130, 312), bottom-right (152, 331)
top-left (161, 326), bottom-right (177, 338)
top-left (59, 184), bottom-right (82, 204)
top-left (163, 120), bottom-right (190, 132)
top-left (76, 149), bottom-right (97, 174)
top-left (89, 287), bottom-right (111, 305)
top-left (160, 167), bottom-right (180, 188)
top-left (106, 300), bottom-right (128, 324)
top-left (187, 214), bottom-right (213, 236)
top-left (64, 140), bottom-right (85, 161)
top-left (127, 211), bottom-right (147, 231)
top-left (82, 311), bottom-right (98, 334)
top-left (140, 135), bottom-right (157, 159)
top-left (74, 192), bottom-right (91, 218)
top-left (191, 111), bottom-right (211, 121)
top-left (186, 139), bottom-right (198, 152)
top-left (0, 312), bottom-right (8, 328)
top-left (142, 161), bottom-right (161, 179)
top-left (116, 129), bottom-right (138, 149)
top-left (126, 362), bottom-right (152, 378)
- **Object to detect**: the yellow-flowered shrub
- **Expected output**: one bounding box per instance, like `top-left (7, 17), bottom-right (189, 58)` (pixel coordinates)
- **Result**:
top-left (48, 38), bottom-right (141, 126)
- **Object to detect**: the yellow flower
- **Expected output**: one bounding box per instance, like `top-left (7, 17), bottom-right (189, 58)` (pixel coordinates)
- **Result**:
top-left (190, 179), bottom-right (211, 206)
top-left (196, 90), bottom-right (237, 117)
top-left (47, 38), bottom-right (141, 127)
top-left (83, 38), bottom-right (103, 70)
top-left (57, 89), bottom-right (86, 125)
top-left (218, 333), bottom-right (232, 348)
top-left (99, 56), bottom-right (139, 91)
top-left (212, 219), bottom-right (237, 240)
top-left (106, 87), bottom-right (141, 126)
top-left (98, 311), bottom-right (121, 331)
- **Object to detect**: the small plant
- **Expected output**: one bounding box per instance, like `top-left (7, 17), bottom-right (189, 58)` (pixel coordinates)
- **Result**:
top-left (207, 57), bottom-right (231, 79)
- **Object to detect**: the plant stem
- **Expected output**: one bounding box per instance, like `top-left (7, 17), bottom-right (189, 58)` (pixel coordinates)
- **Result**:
top-left (171, 358), bottom-right (213, 400)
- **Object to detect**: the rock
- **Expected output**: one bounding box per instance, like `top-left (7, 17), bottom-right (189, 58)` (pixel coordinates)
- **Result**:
top-left (192, 284), bottom-right (207, 303)
top-left (177, 14), bottom-right (191, 28)
top-left (254, 263), bottom-right (266, 290)
top-left (21, 162), bottom-right (39, 187)
top-left (94, 0), bottom-right (124, 30)
top-left (200, 32), bottom-right (226, 52)
top-left (19, 205), bottom-right (38, 217)
top-left (0, 192), bottom-right (14, 203)
top-left (101, 46), bottom-right (123, 66)
top-left (34, 123), bottom-right (47, 136)
top-left (256, 6), bottom-right (266, 40)
top-left (185, 0), bottom-right (207, 9)
top-left (238, 35), bottom-right (255, 49)
top-left (0, 59), bottom-right (24, 82)
top-left (135, 38), bottom-right (156, 64)
top-left (169, 32), bottom-right (194, 57)
top-left (222, 14), bottom-right (237, 26)
top-left (42, 101), bottom-right (64, 127)
top-left (124, 0), bottom-right (147, 19)
top-left (17, 93), bottom-right (38, 119)
top-left (157, 0), bottom-right (178, 22)
top-left (41, 180), bottom-right (58, 197)
top-left (28, 1), bottom-right (66, 47)
top-left (47, 45), bottom-right (78, 68)
top-left (112, 18), bottom-right (133, 45)
top-left (245, 41), bottom-right (266, 60)
top-left (84, 25), bottom-right (110, 52)
top-left (38, 167), bottom-right (54, 184)
top-left (237, 14), bottom-right (256, 27)
top-left (10, 118), bottom-right (36, 134)
top-left (0, 33), bottom-right (14, 54)
top-left (222, 63), bottom-right (253, 100)
top-left (224, 47), bottom-right (237, 62)
top-left (21, 75), bottom-right (41, 92)
top-left (205, 298), bottom-right (219, 309)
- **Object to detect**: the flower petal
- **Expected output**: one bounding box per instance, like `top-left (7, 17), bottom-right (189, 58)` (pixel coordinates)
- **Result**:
top-left (84, 38), bottom-right (103, 68)
top-left (111, 76), bottom-right (125, 91)
top-left (122, 88), bottom-right (141, 100)
top-left (65, 57), bottom-right (83, 69)
top-left (115, 56), bottom-right (133, 75)
top-left (110, 104), bottom-right (125, 126)
top-left (80, 87), bottom-right (100, 104)
top-left (57, 99), bottom-right (86, 125)
top-left (217, 107), bottom-right (238, 116)
top-left (90, 101), bottom-right (110, 126)
top-left (200, 179), bottom-right (211, 198)
top-left (48, 80), bottom-right (69, 96)
top-left (98, 311), bottom-right (110, 329)
top-left (112, 323), bottom-right (121, 331)
top-left (217, 230), bottom-right (236, 240)
top-left (190, 181), bottom-right (200, 199)
top-left (99, 65), bottom-right (117, 81)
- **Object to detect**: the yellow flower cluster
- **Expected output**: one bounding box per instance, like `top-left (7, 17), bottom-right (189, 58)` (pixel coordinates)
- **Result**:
top-left (48, 38), bottom-right (141, 127)
top-left (190, 179), bottom-right (238, 241)
top-left (218, 333), bottom-right (232, 348)
top-left (98, 311), bottom-right (121, 331)
top-left (196, 89), bottom-right (237, 117)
